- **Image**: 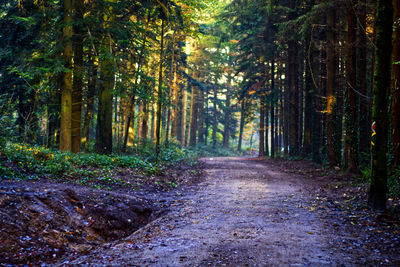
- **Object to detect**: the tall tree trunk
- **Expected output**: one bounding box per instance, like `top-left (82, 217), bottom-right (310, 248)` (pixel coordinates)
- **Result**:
top-left (284, 52), bottom-right (289, 155)
top-left (166, 33), bottom-right (176, 145)
top-left (326, 8), bottom-right (337, 166)
top-left (369, 0), bottom-right (393, 211)
top-left (155, 19), bottom-right (165, 160)
top-left (311, 25), bottom-right (321, 163)
top-left (96, 32), bottom-right (114, 154)
top-left (344, 1), bottom-right (359, 173)
top-left (304, 34), bottom-right (313, 155)
top-left (392, 0), bottom-right (400, 166)
top-left (359, 0), bottom-right (370, 164)
top-left (151, 102), bottom-right (155, 140)
top-left (171, 34), bottom-right (179, 139)
top-left (48, 74), bottom-right (62, 147)
top-left (259, 95), bottom-right (265, 156)
top-left (82, 53), bottom-right (97, 149)
top-left (271, 59), bottom-right (275, 158)
top-left (141, 102), bottom-right (149, 140)
top-left (238, 99), bottom-right (246, 152)
top-left (198, 89), bottom-right (205, 145)
top-left (189, 84), bottom-right (198, 147)
top-left (223, 82), bottom-right (231, 148)
top-left (265, 102), bottom-right (269, 156)
top-left (181, 87), bottom-right (188, 146)
top-left (212, 85), bottom-right (218, 148)
top-left (71, 0), bottom-right (83, 153)
top-left (288, 0), bottom-right (299, 156)
top-left (60, 0), bottom-right (73, 152)
top-left (276, 96), bottom-right (281, 156)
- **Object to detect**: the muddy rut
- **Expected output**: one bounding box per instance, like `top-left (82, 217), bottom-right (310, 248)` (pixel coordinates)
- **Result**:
top-left (63, 157), bottom-right (357, 266)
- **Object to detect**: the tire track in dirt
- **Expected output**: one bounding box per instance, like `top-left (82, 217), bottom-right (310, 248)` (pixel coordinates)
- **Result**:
top-left (62, 157), bottom-right (354, 266)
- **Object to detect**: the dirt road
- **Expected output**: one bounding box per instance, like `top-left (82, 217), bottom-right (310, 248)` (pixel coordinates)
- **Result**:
top-left (62, 157), bottom-right (380, 266)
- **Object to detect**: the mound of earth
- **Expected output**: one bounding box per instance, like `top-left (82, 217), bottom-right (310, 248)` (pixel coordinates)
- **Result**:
top-left (0, 182), bottom-right (159, 265)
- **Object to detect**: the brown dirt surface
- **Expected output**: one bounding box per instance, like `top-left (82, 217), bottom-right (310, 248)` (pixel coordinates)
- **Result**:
top-left (57, 157), bottom-right (400, 266)
top-left (0, 162), bottom-right (203, 265)
top-left (2, 157), bottom-right (400, 266)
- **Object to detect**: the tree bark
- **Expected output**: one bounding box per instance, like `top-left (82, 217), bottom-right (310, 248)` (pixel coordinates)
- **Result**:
top-left (82, 53), bottom-right (97, 149)
top-left (212, 85), bottom-right (218, 148)
top-left (189, 83), bottom-right (198, 147)
top-left (238, 99), bottom-right (246, 152)
top-left (265, 102), bottom-right (269, 157)
top-left (359, 0), bottom-right (370, 163)
top-left (198, 89), bottom-right (205, 145)
top-left (155, 19), bottom-right (165, 160)
top-left (303, 35), bottom-right (312, 155)
top-left (223, 81), bottom-right (231, 148)
top-left (344, 1), bottom-right (359, 173)
top-left (259, 95), bottom-right (265, 156)
top-left (288, 0), bottom-right (299, 156)
top-left (181, 87), bottom-right (188, 146)
top-left (271, 59), bottom-right (275, 158)
top-left (96, 32), bottom-right (114, 154)
top-left (369, 0), bottom-right (393, 211)
top-left (71, 0), bottom-right (84, 153)
top-left (326, 8), bottom-right (337, 166)
top-left (392, 0), bottom-right (400, 166)
top-left (60, 0), bottom-right (73, 152)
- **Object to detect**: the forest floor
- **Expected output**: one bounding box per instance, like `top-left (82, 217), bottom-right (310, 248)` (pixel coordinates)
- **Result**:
top-left (1, 157), bottom-right (400, 266)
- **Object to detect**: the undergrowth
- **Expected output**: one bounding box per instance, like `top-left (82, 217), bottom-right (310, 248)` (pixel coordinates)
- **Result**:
top-left (0, 142), bottom-right (238, 186)
top-left (360, 167), bottom-right (400, 198)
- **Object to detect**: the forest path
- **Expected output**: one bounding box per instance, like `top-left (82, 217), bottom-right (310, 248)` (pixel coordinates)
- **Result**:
top-left (65, 157), bottom-right (352, 266)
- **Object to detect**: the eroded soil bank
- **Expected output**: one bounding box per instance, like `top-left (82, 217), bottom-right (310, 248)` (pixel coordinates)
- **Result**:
top-left (59, 157), bottom-right (400, 266)
top-left (0, 162), bottom-right (202, 265)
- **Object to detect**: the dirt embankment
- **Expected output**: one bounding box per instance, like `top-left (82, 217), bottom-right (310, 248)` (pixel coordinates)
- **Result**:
top-left (0, 183), bottom-right (156, 265)
top-left (0, 162), bottom-right (203, 265)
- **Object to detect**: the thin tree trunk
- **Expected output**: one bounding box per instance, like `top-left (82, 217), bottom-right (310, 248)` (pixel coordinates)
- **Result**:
top-left (344, 2), bottom-right (359, 173)
top-left (259, 95), bottom-right (265, 156)
top-left (141, 102), bottom-right (148, 140)
top-left (82, 53), bottom-right (97, 149)
top-left (265, 102), bottom-right (269, 156)
top-left (271, 59), bottom-right (275, 158)
top-left (198, 89), bottom-right (205, 145)
top-left (155, 19), bottom-right (165, 160)
top-left (304, 35), bottom-right (312, 155)
top-left (326, 8), bottom-right (337, 166)
top-left (298, 47), bottom-right (304, 153)
top-left (312, 26), bottom-right (321, 163)
top-left (212, 85), bottom-right (218, 148)
top-left (71, 0), bottom-right (83, 153)
top-left (223, 81), bottom-right (231, 148)
top-left (181, 87), bottom-right (188, 146)
top-left (238, 99), bottom-right (245, 152)
top-left (284, 51), bottom-right (289, 155)
top-left (288, 0), bottom-right (299, 156)
top-left (189, 84), bottom-right (198, 147)
top-left (392, 0), bottom-right (400, 166)
top-left (359, 0), bottom-right (370, 163)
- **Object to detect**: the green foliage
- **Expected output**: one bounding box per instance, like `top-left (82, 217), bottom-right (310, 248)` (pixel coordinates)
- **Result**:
top-left (360, 167), bottom-right (400, 198)
top-left (0, 143), bottom-right (155, 180)
top-left (388, 168), bottom-right (400, 198)
top-left (0, 142), bottom-right (236, 184)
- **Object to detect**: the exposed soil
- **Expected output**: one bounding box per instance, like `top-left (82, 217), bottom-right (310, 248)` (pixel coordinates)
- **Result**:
top-left (0, 162), bottom-right (203, 265)
top-left (57, 157), bottom-right (400, 266)
top-left (1, 157), bottom-right (399, 266)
